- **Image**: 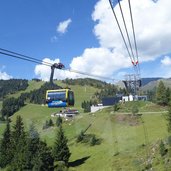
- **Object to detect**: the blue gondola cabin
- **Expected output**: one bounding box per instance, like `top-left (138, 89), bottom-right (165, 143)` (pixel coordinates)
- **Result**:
top-left (46, 89), bottom-right (74, 108)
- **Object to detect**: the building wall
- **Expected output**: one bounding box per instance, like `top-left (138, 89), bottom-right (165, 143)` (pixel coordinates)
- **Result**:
top-left (102, 97), bottom-right (121, 106)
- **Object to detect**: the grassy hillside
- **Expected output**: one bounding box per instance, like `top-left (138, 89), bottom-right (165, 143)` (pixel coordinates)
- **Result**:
top-left (118, 101), bottom-right (168, 113)
top-left (0, 80), bottom-right (170, 170)
top-left (5, 101), bottom-right (169, 170)
top-left (53, 80), bottom-right (99, 109)
top-left (7, 80), bottom-right (45, 98)
top-left (68, 111), bottom-right (168, 170)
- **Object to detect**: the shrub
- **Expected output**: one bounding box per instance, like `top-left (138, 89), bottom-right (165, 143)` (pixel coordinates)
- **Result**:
top-left (76, 131), bottom-right (84, 143)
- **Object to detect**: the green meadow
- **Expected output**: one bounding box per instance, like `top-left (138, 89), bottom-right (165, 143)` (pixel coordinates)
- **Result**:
top-left (0, 81), bottom-right (170, 170)
top-left (7, 103), bottom-right (168, 171)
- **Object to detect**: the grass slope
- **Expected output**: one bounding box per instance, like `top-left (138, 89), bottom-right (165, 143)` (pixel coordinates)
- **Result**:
top-left (67, 108), bottom-right (168, 171)
top-left (7, 82), bottom-right (99, 142)
top-left (7, 80), bottom-right (45, 98)
top-left (54, 80), bottom-right (99, 109)
top-left (118, 101), bottom-right (168, 113)
top-left (7, 101), bottom-right (169, 170)
top-left (0, 80), bottom-right (170, 170)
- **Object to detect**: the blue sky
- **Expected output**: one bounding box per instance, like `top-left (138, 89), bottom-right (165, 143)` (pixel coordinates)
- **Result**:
top-left (0, 0), bottom-right (98, 79)
top-left (0, 0), bottom-right (171, 81)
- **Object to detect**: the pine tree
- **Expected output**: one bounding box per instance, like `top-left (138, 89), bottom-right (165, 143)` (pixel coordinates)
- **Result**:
top-left (90, 135), bottom-right (97, 146)
top-left (6, 118), bottom-right (54, 171)
top-left (32, 141), bottom-right (54, 171)
top-left (167, 105), bottom-right (171, 133)
top-left (166, 87), bottom-right (171, 105)
top-left (43, 120), bottom-right (49, 129)
top-left (0, 121), bottom-right (13, 168)
top-left (24, 123), bottom-right (40, 170)
top-left (53, 126), bottom-right (71, 165)
top-left (10, 115), bottom-right (27, 170)
top-left (56, 116), bottom-right (62, 127)
top-left (159, 140), bottom-right (167, 156)
top-left (49, 118), bottom-right (54, 126)
top-left (81, 101), bottom-right (86, 109)
top-left (29, 123), bottom-right (39, 139)
top-left (156, 81), bottom-right (167, 105)
top-left (12, 115), bottom-right (26, 145)
top-left (24, 124), bottom-right (54, 170)
top-left (76, 131), bottom-right (84, 143)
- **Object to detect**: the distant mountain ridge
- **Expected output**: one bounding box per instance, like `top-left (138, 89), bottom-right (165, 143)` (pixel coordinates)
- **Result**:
top-left (116, 77), bottom-right (171, 90)
top-left (142, 78), bottom-right (171, 91)
top-left (116, 77), bottom-right (161, 86)
top-left (141, 77), bottom-right (162, 86)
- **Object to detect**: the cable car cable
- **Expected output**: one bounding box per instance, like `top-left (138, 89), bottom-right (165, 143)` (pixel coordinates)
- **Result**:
top-left (65, 68), bottom-right (116, 81)
top-left (0, 51), bottom-right (50, 66)
top-left (108, 0), bottom-right (134, 66)
top-left (128, 0), bottom-right (141, 75)
top-left (118, 0), bottom-right (136, 64)
top-left (0, 48), bottom-right (52, 67)
top-left (0, 48), bottom-right (116, 81)
top-left (127, 0), bottom-right (142, 92)
top-left (109, 0), bottom-right (139, 76)
top-left (117, 0), bottom-right (139, 76)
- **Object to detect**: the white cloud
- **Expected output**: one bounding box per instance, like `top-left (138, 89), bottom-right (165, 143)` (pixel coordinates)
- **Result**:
top-left (69, 0), bottom-right (171, 79)
top-left (92, 0), bottom-right (171, 62)
top-left (161, 56), bottom-right (171, 66)
top-left (70, 47), bottom-right (131, 79)
top-left (57, 18), bottom-right (72, 34)
top-left (0, 71), bottom-right (12, 80)
top-left (34, 58), bottom-right (80, 81)
top-left (0, 66), bottom-right (12, 80)
top-left (37, 0), bottom-right (171, 80)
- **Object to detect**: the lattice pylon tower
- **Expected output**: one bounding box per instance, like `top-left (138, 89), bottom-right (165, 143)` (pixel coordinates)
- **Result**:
top-left (123, 74), bottom-right (141, 95)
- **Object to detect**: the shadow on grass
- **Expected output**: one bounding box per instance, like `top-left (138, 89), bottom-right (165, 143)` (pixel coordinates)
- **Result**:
top-left (69, 156), bottom-right (90, 167)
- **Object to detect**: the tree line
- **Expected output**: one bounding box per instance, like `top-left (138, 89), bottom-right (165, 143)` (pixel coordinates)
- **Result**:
top-left (22, 82), bottom-right (62, 104)
top-left (0, 115), bottom-right (70, 170)
top-left (154, 86), bottom-right (171, 169)
top-left (1, 82), bottom-right (61, 119)
top-left (92, 84), bottom-right (122, 101)
top-left (155, 80), bottom-right (171, 106)
top-left (143, 80), bottom-right (171, 105)
top-left (0, 79), bottom-right (28, 100)
top-left (81, 85), bottom-right (126, 111)
top-left (1, 97), bottom-right (25, 118)
top-left (62, 78), bottom-right (108, 89)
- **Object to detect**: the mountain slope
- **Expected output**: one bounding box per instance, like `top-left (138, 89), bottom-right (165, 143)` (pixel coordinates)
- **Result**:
top-left (0, 78), bottom-right (170, 170)
top-left (142, 78), bottom-right (171, 91)
top-left (9, 101), bottom-right (169, 170)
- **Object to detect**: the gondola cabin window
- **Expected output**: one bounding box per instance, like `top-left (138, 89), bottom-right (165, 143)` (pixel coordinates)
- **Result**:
top-left (68, 90), bottom-right (74, 106)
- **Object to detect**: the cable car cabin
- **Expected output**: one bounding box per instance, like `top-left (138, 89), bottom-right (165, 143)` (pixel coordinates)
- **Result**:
top-left (46, 89), bottom-right (74, 108)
